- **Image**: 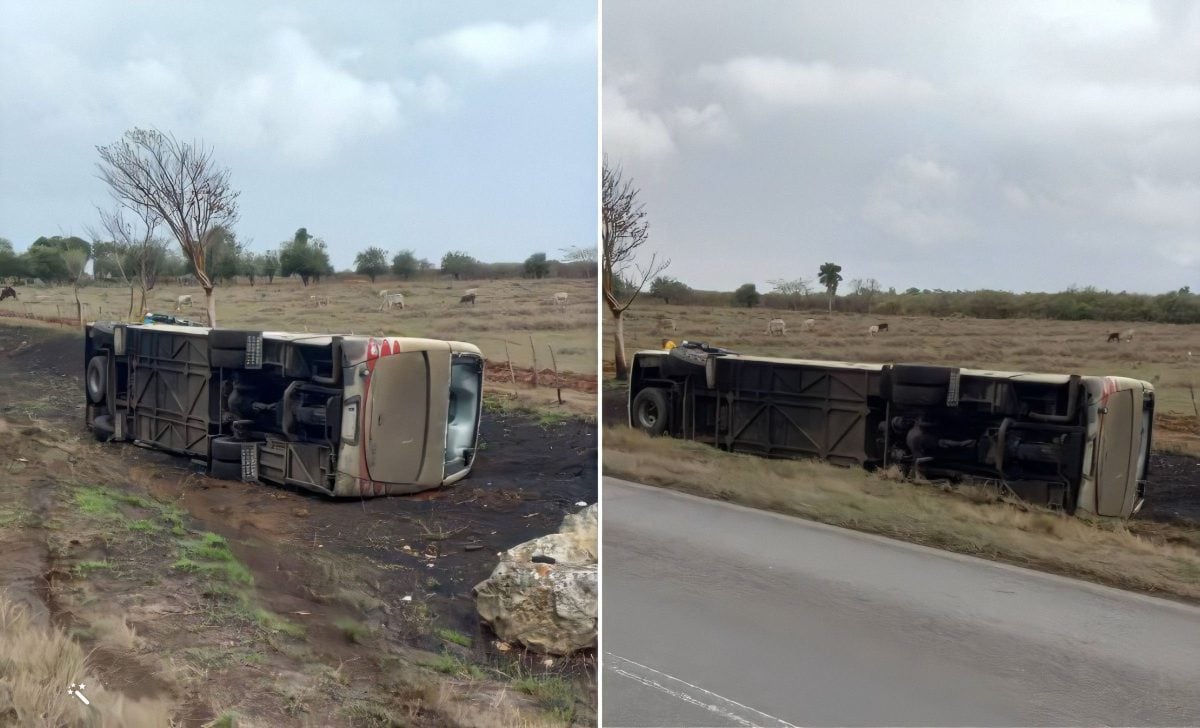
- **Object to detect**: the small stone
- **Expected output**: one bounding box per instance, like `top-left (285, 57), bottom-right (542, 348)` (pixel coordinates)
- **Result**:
top-left (292, 507), bottom-right (309, 517)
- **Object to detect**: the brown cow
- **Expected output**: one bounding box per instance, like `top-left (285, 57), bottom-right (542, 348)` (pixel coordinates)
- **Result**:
top-left (0, 286), bottom-right (17, 302)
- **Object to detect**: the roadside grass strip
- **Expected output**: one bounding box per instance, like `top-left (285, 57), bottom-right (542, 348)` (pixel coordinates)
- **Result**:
top-left (605, 427), bottom-right (1200, 602)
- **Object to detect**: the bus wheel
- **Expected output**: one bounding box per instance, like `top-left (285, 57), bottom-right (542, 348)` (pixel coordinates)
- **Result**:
top-left (210, 436), bottom-right (248, 462)
top-left (209, 459), bottom-right (243, 481)
top-left (86, 355), bottom-right (108, 404)
top-left (91, 414), bottom-right (115, 441)
top-left (632, 388), bottom-right (670, 436)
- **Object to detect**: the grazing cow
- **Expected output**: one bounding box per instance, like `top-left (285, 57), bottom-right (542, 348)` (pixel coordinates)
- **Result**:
top-left (657, 317), bottom-right (676, 333)
top-left (460, 293), bottom-right (476, 305)
top-left (0, 286), bottom-right (17, 302)
top-left (868, 324), bottom-right (880, 336)
top-left (802, 318), bottom-right (816, 331)
top-left (874, 322), bottom-right (889, 333)
top-left (310, 295), bottom-right (330, 307)
top-left (553, 292), bottom-right (569, 306)
top-left (175, 294), bottom-right (193, 311)
top-left (767, 318), bottom-right (786, 336)
top-left (1107, 332), bottom-right (1121, 343)
top-left (379, 293), bottom-right (405, 311)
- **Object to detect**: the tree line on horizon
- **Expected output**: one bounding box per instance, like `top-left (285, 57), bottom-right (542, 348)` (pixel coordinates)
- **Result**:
top-left (0, 232), bottom-right (597, 288)
top-left (639, 272), bottom-right (1200, 324)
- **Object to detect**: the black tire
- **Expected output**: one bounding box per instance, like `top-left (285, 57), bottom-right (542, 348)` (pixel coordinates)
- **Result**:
top-left (891, 383), bottom-right (948, 407)
top-left (91, 414), bottom-right (115, 441)
top-left (209, 459), bottom-right (244, 481)
top-left (210, 436), bottom-right (248, 462)
top-left (86, 355), bottom-right (108, 404)
top-left (891, 364), bottom-right (953, 387)
top-left (209, 348), bottom-right (245, 369)
top-left (208, 329), bottom-right (255, 349)
top-left (632, 388), bottom-right (670, 436)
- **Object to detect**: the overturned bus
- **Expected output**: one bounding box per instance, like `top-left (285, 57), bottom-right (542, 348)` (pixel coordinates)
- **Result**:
top-left (628, 342), bottom-right (1154, 518)
top-left (84, 321), bottom-right (483, 497)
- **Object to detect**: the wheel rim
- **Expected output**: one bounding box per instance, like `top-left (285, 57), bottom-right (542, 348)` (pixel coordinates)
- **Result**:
top-left (639, 401), bottom-right (658, 427)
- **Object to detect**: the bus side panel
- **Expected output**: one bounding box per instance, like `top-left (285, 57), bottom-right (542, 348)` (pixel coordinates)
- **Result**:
top-left (715, 358), bottom-right (884, 467)
top-left (126, 328), bottom-right (217, 457)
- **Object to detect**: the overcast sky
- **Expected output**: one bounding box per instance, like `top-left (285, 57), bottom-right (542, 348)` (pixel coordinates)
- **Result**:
top-left (0, 1), bottom-right (596, 269)
top-left (604, 0), bottom-right (1199, 294)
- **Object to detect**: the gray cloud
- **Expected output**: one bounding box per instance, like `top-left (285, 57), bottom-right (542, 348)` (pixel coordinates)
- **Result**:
top-left (604, 0), bottom-right (1200, 293)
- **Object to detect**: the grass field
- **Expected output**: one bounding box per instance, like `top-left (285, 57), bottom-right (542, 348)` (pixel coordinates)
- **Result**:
top-left (4, 275), bottom-right (597, 374)
top-left (606, 302), bottom-right (1200, 451)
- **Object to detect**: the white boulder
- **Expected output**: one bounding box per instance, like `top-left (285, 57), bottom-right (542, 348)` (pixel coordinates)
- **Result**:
top-left (473, 504), bottom-right (597, 655)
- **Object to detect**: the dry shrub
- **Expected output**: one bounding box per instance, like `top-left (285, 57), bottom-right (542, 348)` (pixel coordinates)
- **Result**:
top-left (0, 593), bottom-right (174, 727)
top-left (429, 683), bottom-right (566, 728)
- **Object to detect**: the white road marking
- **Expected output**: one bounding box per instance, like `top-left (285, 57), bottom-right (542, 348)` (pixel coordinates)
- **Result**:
top-left (606, 653), bottom-right (798, 728)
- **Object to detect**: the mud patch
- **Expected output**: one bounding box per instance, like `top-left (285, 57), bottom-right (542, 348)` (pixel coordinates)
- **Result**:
top-left (1137, 452), bottom-right (1200, 526)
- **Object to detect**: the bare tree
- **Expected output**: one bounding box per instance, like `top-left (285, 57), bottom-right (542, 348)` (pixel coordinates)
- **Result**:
top-left (61, 248), bottom-right (89, 325)
top-left (850, 277), bottom-right (882, 314)
top-left (560, 244), bottom-right (598, 277)
top-left (93, 206), bottom-right (166, 319)
top-left (87, 227), bottom-right (134, 318)
top-left (602, 157), bottom-right (669, 380)
top-left (769, 278), bottom-right (813, 311)
top-left (96, 128), bottom-right (239, 327)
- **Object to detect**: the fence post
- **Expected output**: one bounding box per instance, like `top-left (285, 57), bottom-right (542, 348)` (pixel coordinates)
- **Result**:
top-left (503, 340), bottom-right (517, 386)
top-left (529, 335), bottom-right (539, 388)
top-left (548, 344), bottom-right (562, 404)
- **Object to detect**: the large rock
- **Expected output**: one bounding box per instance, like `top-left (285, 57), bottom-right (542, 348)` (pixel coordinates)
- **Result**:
top-left (474, 504), bottom-right (597, 655)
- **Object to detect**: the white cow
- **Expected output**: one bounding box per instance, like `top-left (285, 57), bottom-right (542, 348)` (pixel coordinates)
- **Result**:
top-left (379, 293), bottom-right (405, 311)
top-left (767, 318), bottom-right (786, 336)
top-left (802, 318), bottom-right (817, 331)
top-left (310, 295), bottom-right (330, 308)
top-left (175, 294), bottom-right (193, 311)
top-left (868, 324), bottom-right (880, 336)
top-left (553, 292), bottom-right (569, 306)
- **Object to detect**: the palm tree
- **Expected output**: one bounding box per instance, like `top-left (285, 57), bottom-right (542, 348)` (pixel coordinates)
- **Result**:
top-left (818, 262), bottom-right (843, 313)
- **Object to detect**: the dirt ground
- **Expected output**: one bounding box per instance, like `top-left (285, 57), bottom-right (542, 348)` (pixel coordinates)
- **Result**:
top-left (0, 321), bottom-right (597, 727)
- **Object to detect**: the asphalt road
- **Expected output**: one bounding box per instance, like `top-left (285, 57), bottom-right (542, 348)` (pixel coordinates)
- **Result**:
top-left (602, 477), bottom-right (1200, 727)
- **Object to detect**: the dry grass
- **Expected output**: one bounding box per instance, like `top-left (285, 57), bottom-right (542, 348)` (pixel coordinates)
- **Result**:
top-left (6, 275), bottom-right (597, 374)
top-left (0, 593), bottom-right (175, 727)
top-left (429, 682), bottom-right (572, 728)
top-left (605, 428), bottom-right (1200, 602)
top-left (607, 303), bottom-right (1200, 419)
